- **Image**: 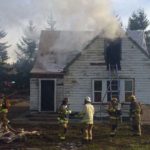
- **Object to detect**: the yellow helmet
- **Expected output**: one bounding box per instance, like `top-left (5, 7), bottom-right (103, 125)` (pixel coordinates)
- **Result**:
top-left (130, 95), bottom-right (136, 102)
top-left (111, 97), bottom-right (118, 102)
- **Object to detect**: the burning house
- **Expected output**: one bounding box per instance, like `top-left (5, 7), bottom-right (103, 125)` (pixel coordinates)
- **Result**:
top-left (30, 30), bottom-right (150, 115)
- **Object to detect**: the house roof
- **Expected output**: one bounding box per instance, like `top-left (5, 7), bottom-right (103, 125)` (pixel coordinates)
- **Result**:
top-left (127, 30), bottom-right (149, 56)
top-left (31, 30), bottom-right (95, 74)
top-left (31, 30), bottom-right (149, 74)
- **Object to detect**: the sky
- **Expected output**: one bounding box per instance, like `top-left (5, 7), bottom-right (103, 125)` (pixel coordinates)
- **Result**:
top-left (0, 0), bottom-right (150, 63)
top-left (112, 0), bottom-right (150, 28)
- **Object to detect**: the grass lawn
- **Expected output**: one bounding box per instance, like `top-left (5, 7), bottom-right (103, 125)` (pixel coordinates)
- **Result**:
top-left (0, 123), bottom-right (149, 150)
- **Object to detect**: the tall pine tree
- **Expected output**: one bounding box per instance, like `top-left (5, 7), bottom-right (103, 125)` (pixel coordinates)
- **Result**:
top-left (0, 29), bottom-right (10, 93)
top-left (0, 30), bottom-right (9, 63)
top-left (46, 10), bottom-right (56, 31)
top-left (128, 9), bottom-right (149, 30)
top-left (128, 9), bottom-right (150, 55)
top-left (15, 21), bottom-right (39, 89)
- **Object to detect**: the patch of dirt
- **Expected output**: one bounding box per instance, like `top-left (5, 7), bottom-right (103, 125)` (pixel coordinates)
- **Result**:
top-left (0, 123), bottom-right (149, 150)
top-left (1, 101), bottom-right (150, 149)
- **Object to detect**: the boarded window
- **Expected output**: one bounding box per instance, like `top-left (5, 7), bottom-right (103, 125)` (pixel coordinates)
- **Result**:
top-left (93, 80), bottom-right (102, 102)
top-left (105, 38), bottom-right (122, 70)
top-left (125, 80), bottom-right (134, 102)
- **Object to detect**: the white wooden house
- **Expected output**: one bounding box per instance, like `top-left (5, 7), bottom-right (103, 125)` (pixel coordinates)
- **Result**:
top-left (30, 30), bottom-right (150, 114)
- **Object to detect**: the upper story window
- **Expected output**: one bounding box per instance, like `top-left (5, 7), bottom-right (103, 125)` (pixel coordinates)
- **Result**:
top-left (93, 80), bottom-right (102, 102)
top-left (104, 38), bottom-right (122, 71)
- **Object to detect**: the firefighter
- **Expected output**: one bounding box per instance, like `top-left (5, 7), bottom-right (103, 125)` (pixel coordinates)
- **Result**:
top-left (81, 96), bottom-right (95, 142)
top-left (130, 95), bottom-right (142, 136)
top-left (0, 94), bottom-right (11, 132)
top-left (57, 98), bottom-right (71, 140)
top-left (107, 97), bottom-right (121, 136)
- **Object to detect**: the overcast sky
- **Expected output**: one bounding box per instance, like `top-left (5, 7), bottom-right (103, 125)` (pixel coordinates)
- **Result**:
top-left (0, 0), bottom-right (150, 62)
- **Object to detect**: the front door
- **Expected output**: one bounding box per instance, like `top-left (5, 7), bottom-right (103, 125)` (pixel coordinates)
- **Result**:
top-left (40, 80), bottom-right (55, 111)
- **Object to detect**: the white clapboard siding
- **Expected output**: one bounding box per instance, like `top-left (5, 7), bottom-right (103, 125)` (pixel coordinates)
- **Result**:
top-left (30, 78), bottom-right (39, 110)
top-left (56, 79), bottom-right (64, 110)
top-left (64, 36), bottom-right (150, 112)
top-left (30, 35), bottom-right (150, 112)
top-left (121, 103), bottom-right (131, 117)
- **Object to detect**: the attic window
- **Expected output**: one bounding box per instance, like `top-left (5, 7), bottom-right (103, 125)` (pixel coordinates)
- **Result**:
top-left (104, 38), bottom-right (122, 70)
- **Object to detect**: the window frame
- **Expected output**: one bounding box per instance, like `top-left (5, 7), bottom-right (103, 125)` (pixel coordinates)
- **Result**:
top-left (92, 79), bottom-right (135, 103)
top-left (106, 80), bottom-right (119, 101)
top-left (124, 79), bottom-right (134, 102)
top-left (92, 80), bottom-right (102, 103)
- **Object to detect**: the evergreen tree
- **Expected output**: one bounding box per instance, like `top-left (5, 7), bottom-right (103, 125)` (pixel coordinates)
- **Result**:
top-left (128, 9), bottom-right (150, 56)
top-left (0, 30), bottom-right (9, 63)
top-left (46, 11), bottom-right (56, 31)
top-left (0, 29), bottom-right (10, 93)
top-left (128, 9), bottom-right (149, 30)
top-left (15, 21), bottom-right (39, 89)
top-left (17, 21), bottom-right (38, 62)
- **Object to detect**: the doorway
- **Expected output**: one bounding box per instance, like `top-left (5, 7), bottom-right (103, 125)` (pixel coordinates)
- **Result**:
top-left (40, 80), bottom-right (55, 111)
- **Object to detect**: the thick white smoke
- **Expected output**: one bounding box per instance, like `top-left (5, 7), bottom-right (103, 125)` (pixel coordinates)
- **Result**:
top-left (50, 0), bottom-right (123, 39)
top-left (0, 0), bottom-right (123, 37)
top-left (0, 0), bottom-right (124, 62)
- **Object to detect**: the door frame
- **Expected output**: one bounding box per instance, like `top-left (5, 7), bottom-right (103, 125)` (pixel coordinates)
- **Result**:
top-left (39, 79), bottom-right (56, 112)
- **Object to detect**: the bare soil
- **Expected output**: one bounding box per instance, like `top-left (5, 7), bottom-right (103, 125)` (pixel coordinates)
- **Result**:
top-left (0, 123), bottom-right (150, 150)
top-left (0, 100), bottom-right (149, 150)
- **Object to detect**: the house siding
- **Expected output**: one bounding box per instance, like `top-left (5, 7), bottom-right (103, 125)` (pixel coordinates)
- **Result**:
top-left (64, 38), bottom-right (108, 111)
top-left (121, 38), bottom-right (150, 104)
top-left (64, 37), bottom-right (150, 112)
top-left (56, 79), bottom-right (64, 110)
top-left (30, 78), bottom-right (39, 111)
top-left (30, 35), bottom-right (150, 112)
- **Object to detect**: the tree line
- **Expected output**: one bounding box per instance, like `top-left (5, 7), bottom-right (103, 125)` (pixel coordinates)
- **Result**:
top-left (0, 9), bottom-right (150, 97)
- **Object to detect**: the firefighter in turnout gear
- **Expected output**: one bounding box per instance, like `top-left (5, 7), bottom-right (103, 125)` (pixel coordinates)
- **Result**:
top-left (0, 94), bottom-right (11, 132)
top-left (81, 96), bottom-right (95, 142)
top-left (107, 97), bottom-right (121, 136)
top-left (57, 98), bottom-right (71, 140)
top-left (130, 95), bottom-right (142, 136)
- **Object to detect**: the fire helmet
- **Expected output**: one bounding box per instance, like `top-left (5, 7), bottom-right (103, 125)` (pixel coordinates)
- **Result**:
top-left (62, 97), bottom-right (69, 105)
top-left (111, 97), bottom-right (118, 102)
top-left (85, 96), bottom-right (91, 103)
top-left (130, 95), bottom-right (136, 102)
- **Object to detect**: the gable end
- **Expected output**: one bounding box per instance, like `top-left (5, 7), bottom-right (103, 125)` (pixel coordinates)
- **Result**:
top-left (64, 35), bottom-right (100, 71)
top-left (128, 37), bottom-right (150, 59)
